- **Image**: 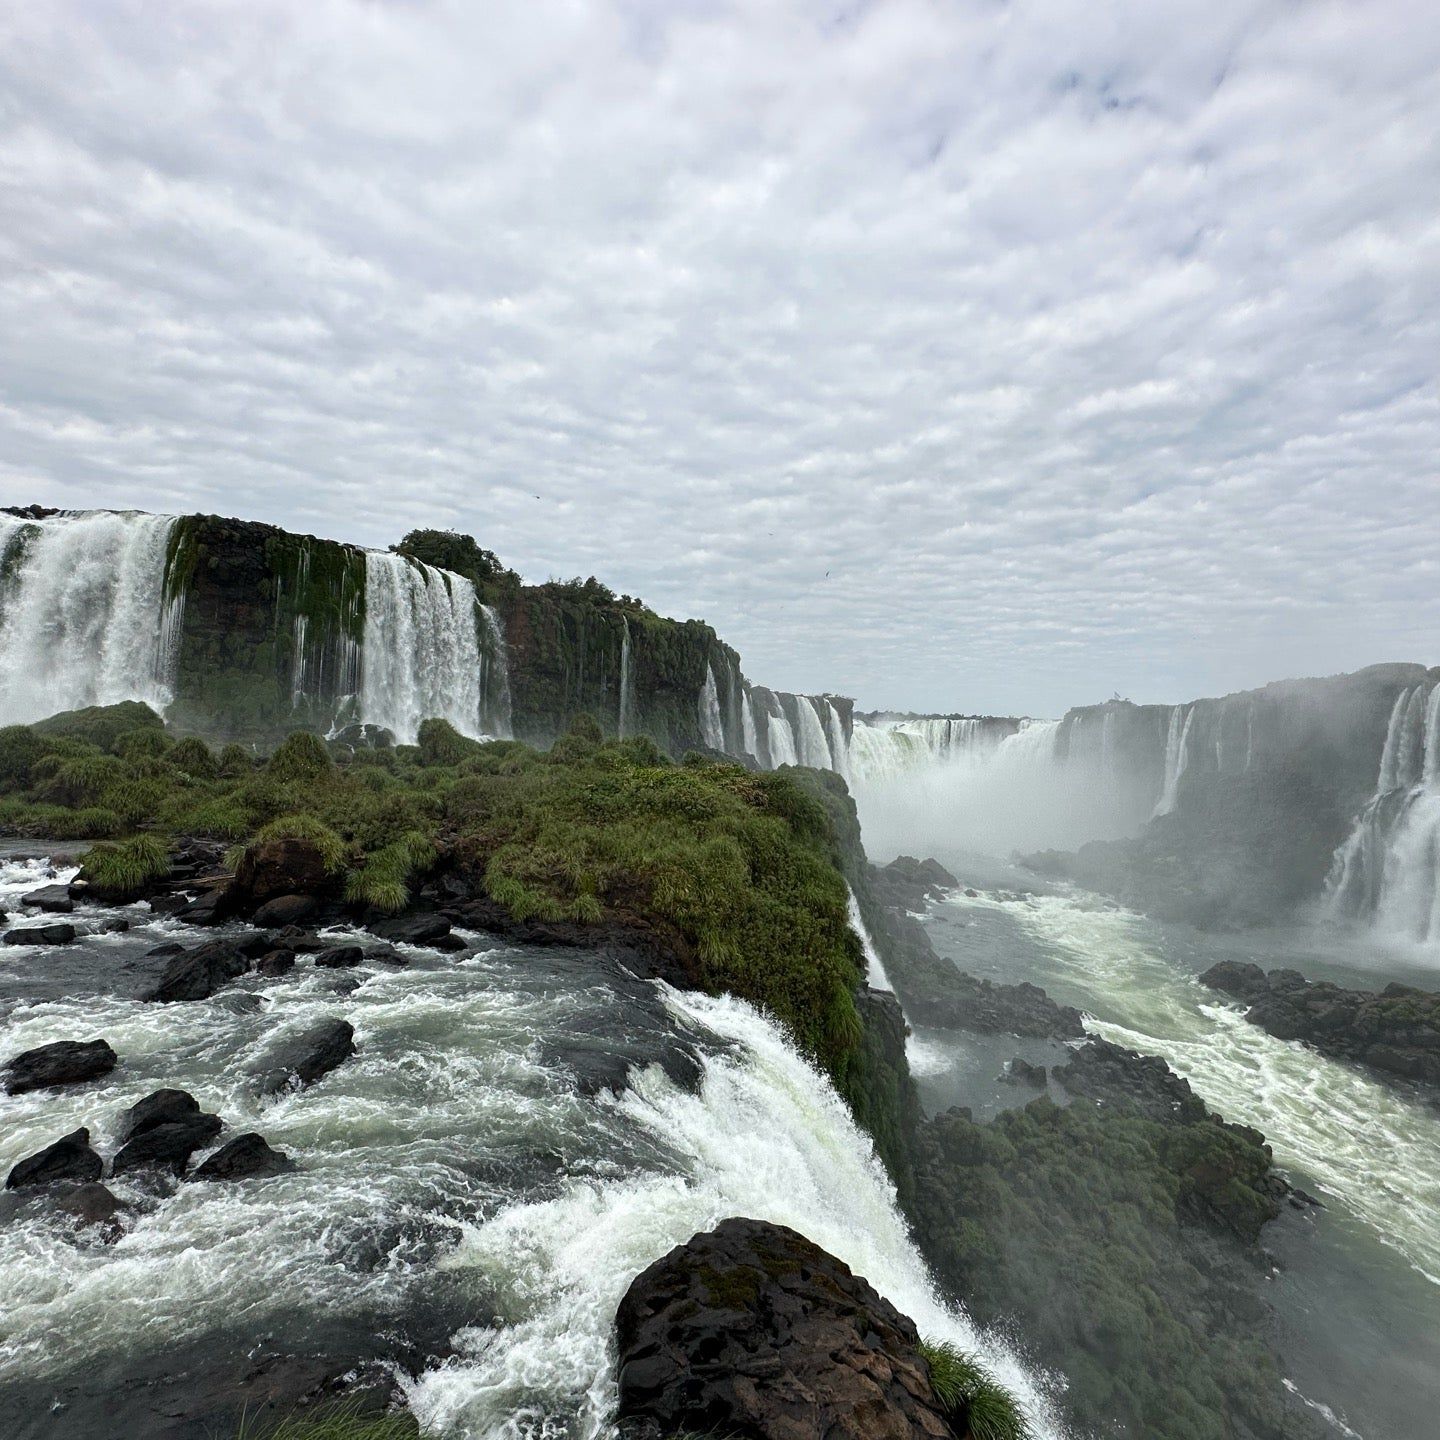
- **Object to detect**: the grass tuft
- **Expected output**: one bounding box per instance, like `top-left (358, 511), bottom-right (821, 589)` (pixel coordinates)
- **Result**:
top-left (232, 1398), bottom-right (419, 1440)
top-left (80, 833), bottom-right (171, 900)
top-left (919, 1339), bottom-right (1033, 1440)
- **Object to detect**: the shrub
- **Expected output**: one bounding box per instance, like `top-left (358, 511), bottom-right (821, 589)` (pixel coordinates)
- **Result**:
top-left (32, 701), bottom-right (163, 750)
top-left (170, 735), bottom-right (219, 780)
top-left (266, 731), bottom-right (334, 785)
top-left (79, 834), bottom-right (171, 900)
top-left (253, 814), bottom-right (349, 872)
top-left (218, 742), bottom-right (256, 777)
top-left (919, 1340), bottom-right (1032, 1440)
top-left (0, 725), bottom-right (48, 789)
top-left (417, 717), bottom-right (477, 767)
top-left (113, 727), bottom-right (171, 759)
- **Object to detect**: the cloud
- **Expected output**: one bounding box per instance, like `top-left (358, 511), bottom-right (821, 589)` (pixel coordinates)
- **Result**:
top-left (0, 0), bottom-right (1436, 714)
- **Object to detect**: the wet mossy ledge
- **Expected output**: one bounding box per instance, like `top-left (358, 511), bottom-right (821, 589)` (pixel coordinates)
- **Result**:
top-left (0, 703), bottom-right (891, 1123)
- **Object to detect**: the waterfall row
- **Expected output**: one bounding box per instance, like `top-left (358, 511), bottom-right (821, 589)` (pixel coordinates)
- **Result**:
top-left (847, 715), bottom-right (1017, 784)
top-left (0, 510), bottom-right (184, 726)
top-left (1326, 683), bottom-right (1440, 944)
top-left (358, 551), bottom-right (512, 745)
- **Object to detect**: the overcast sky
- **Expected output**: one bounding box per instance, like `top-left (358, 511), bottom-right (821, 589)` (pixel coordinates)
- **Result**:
top-left (2, 1), bottom-right (1437, 715)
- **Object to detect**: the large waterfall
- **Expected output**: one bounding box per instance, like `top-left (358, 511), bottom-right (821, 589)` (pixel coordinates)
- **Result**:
top-left (1151, 704), bottom-right (1195, 818)
top-left (617, 617), bottom-right (635, 739)
top-left (359, 551), bottom-right (512, 745)
top-left (0, 510), bottom-right (183, 726)
top-left (848, 715), bottom-right (1016, 784)
top-left (697, 663), bottom-right (725, 750)
top-left (1326, 682), bottom-right (1440, 945)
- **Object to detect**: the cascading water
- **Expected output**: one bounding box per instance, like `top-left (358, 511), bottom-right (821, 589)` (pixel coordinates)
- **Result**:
top-left (846, 885), bottom-right (892, 990)
top-left (617, 618), bottom-right (635, 739)
top-left (1151, 704), bottom-right (1195, 818)
top-left (824, 700), bottom-right (850, 781)
top-left (697, 663), bottom-right (725, 750)
top-left (793, 696), bottom-right (833, 770)
top-left (359, 552), bottom-right (510, 745)
top-left (764, 695), bottom-right (799, 767)
top-left (1325, 683), bottom-right (1440, 946)
top-left (848, 716), bottom-right (1013, 784)
top-left (739, 688), bottom-right (757, 759)
top-left (0, 511), bottom-right (184, 726)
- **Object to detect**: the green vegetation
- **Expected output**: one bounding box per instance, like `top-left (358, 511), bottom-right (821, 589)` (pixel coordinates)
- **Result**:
top-left (79, 834), bottom-right (171, 900)
top-left (914, 1097), bottom-right (1302, 1440)
top-left (0, 704), bottom-right (867, 1088)
top-left (233, 1400), bottom-right (418, 1440)
top-left (919, 1340), bottom-right (1033, 1440)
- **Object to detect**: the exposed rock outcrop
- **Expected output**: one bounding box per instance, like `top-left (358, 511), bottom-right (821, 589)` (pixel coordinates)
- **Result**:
top-left (6, 1128), bottom-right (104, 1190)
top-left (193, 1133), bottom-right (294, 1181)
top-left (3, 1038), bottom-right (117, 1096)
top-left (250, 1018), bottom-right (356, 1096)
top-left (143, 941), bottom-right (250, 1002)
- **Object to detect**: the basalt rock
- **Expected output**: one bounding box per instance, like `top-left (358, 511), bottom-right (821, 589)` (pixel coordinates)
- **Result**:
top-left (251, 894), bottom-right (319, 928)
top-left (112, 1113), bottom-right (224, 1176)
top-left (1201, 962), bottom-right (1440, 1091)
top-left (116, 1088), bottom-right (201, 1144)
top-left (20, 883), bottom-right (74, 914)
top-left (615, 1217), bottom-right (959, 1440)
top-left (314, 944), bottom-right (364, 969)
top-left (193, 1133), bottom-right (294, 1181)
top-left (256, 950), bottom-right (296, 977)
top-left (143, 941), bottom-right (250, 1002)
top-left (1003, 1057), bottom-right (1047, 1087)
top-left (3, 1038), bottom-right (117, 1095)
top-left (250, 1018), bottom-right (356, 1096)
top-left (6, 1128), bottom-right (104, 1190)
top-left (4, 922), bottom-right (76, 946)
top-left (55, 1181), bottom-right (126, 1239)
top-left (366, 912), bottom-right (452, 947)
top-left (235, 837), bottom-right (335, 906)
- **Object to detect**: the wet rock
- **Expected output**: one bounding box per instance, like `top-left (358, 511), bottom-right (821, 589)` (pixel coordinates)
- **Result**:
top-left (270, 926), bottom-right (333, 954)
top-left (236, 837), bottom-right (335, 905)
top-left (251, 1018), bottom-right (356, 1096)
top-left (364, 944), bottom-right (408, 967)
top-left (367, 913), bottom-right (452, 947)
top-left (1003, 1057), bottom-right (1047, 1086)
top-left (236, 931), bottom-right (281, 960)
top-left (314, 944), bottom-right (364, 969)
top-left (116, 1088), bottom-right (200, 1144)
top-left (143, 940), bottom-right (250, 1002)
top-left (112, 1113), bottom-right (224, 1176)
top-left (21, 883), bottom-right (74, 914)
top-left (176, 883), bottom-right (236, 927)
top-left (615, 1217), bottom-right (957, 1440)
top-left (148, 893), bottom-right (192, 918)
top-left (101, 917), bottom-right (130, 933)
top-left (6, 1128), bottom-right (104, 1189)
top-left (4, 922), bottom-right (77, 946)
top-left (194, 1133), bottom-right (295, 1181)
top-left (252, 894), bottom-right (319, 928)
top-left (3, 1038), bottom-right (117, 1095)
top-left (145, 941), bottom-right (186, 958)
top-left (871, 854), bottom-right (960, 911)
top-left (256, 950), bottom-right (296, 977)
top-left (55, 1181), bottom-right (126, 1238)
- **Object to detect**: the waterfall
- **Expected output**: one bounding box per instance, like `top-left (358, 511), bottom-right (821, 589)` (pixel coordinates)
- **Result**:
top-left (698, 663), bottom-right (725, 750)
top-left (1245, 703), bottom-right (1255, 771)
top-left (846, 886), bottom-right (892, 991)
top-left (0, 510), bottom-right (184, 726)
top-left (740, 688), bottom-right (758, 759)
top-left (1326, 683), bottom-right (1440, 946)
top-left (359, 551), bottom-right (501, 745)
top-left (1151, 704), bottom-right (1195, 818)
top-left (765, 695), bottom-right (799, 767)
top-left (794, 697), bottom-right (833, 769)
top-left (618, 618), bottom-right (635, 739)
top-left (824, 700), bottom-right (851, 781)
top-left (477, 604), bottom-right (513, 740)
top-left (848, 715), bottom-right (1012, 784)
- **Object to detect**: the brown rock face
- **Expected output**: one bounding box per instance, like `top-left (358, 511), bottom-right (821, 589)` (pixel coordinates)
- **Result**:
top-left (615, 1217), bottom-right (959, 1440)
top-left (236, 838), bottom-right (333, 905)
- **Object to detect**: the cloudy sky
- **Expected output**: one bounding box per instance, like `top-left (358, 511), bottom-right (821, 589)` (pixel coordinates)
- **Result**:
top-left (2, 1), bottom-right (1437, 715)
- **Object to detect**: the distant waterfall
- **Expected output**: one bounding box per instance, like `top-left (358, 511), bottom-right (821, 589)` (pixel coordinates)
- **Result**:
top-left (848, 715), bottom-right (1013, 784)
top-left (846, 885), bottom-right (892, 991)
top-left (698, 663), bottom-right (725, 750)
top-left (0, 510), bottom-right (184, 725)
top-left (740, 688), bottom-right (758, 758)
top-left (1326, 684), bottom-right (1440, 946)
top-left (793, 697), bottom-right (832, 769)
top-left (360, 551), bottom-right (510, 744)
top-left (1151, 704), bottom-right (1195, 818)
top-left (618, 618), bottom-right (636, 739)
top-left (825, 702), bottom-right (851, 781)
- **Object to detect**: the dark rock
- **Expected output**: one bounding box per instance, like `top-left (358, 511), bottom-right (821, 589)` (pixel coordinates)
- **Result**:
top-left (252, 894), bottom-right (319, 928)
top-left (364, 944), bottom-right (408, 967)
top-left (366, 913), bottom-right (452, 947)
top-left (194, 1133), bottom-right (295, 1181)
top-left (21, 883), bottom-right (74, 914)
top-left (6, 1128), bottom-right (104, 1189)
top-left (314, 944), bottom-right (364, 969)
top-left (1003, 1057), bottom-right (1047, 1086)
top-left (147, 893), bottom-right (192, 918)
top-left (235, 837), bottom-right (334, 905)
top-left (176, 883), bottom-right (236, 927)
top-left (54, 1181), bottom-right (126, 1238)
top-left (144, 941), bottom-right (186, 958)
top-left (112, 1113), bottom-right (224, 1176)
top-left (431, 931), bottom-right (467, 952)
top-left (101, 917), bottom-right (130, 933)
top-left (256, 950), bottom-right (296, 977)
top-left (236, 931), bottom-right (281, 960)
top-left (251, 1018), bottom-right (356, 1096)
top-left (4, 922), bottom-right (77, 946)
top-left (116, 1088), bottom-right (201, 1144)
top-left (3, 1038), bottom-right (117, 1095)
top-left (143, 941), bottom-right (250, 1002)
top-left (270, 926), bottom-right (332, 954)
top-left (615, 1217), bottom-right (957, 1440)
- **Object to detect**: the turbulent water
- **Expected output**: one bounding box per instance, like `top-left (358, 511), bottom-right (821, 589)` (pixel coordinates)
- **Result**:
top-left (0, 511), bottom-right (183, 726)
top-left (0, 858), bottom-right (1062, 1440)
top-left (360, 552), bottom-right (512, 744)
top-left (697, 663), bottom-right (725, 751)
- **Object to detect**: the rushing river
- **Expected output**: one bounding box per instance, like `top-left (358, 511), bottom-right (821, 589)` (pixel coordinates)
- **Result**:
top-left (0, 857), bottom-right (1064, 1440)
top-left (896, 845), bottom-right (1440, 1440)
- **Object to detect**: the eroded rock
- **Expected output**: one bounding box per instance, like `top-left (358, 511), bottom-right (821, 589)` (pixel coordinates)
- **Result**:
top-left (3, 1038), bottom-right (117, 1096)
top-left (6, 1128), bottom-right (104, 1189)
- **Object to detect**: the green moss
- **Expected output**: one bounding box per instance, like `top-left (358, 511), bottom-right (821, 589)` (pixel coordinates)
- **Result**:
top-left (32, 701), bottom-right (164, 751)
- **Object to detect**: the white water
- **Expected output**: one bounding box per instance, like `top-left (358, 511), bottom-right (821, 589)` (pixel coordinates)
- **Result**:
top-left (793, 696), bottom-right (833, 770)
top-left (1151, 703), bottom-right (1195, 818)
top-left (617, 620), bottom-right (634, 739)
top-left (739, 688), bottom-right (757, 759)
top-left (407, 989), bottom-right (1063, 1439)
top-left (697, 664), bottom-right (725, 751)
top-left (360, 552), bottom-right (510, 745)
top-left (846, 885), bottom-right (892, 991)
top-left (825, 701), bottom-right (851, 782)
top-left (763, 696), bottom-right (799, 768)
top-left (0, 511), bottom-right (183, 725)
top-left (849, 716), bottom-right (1011, 784)
top-left (1326, 682), bottom-right (1440, 947)
top-left (942, 885), bottom-right (1440, 1289)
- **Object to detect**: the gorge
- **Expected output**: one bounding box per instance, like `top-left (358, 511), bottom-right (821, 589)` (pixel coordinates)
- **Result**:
top-left (1, 506), bottom-right (1437, 1440)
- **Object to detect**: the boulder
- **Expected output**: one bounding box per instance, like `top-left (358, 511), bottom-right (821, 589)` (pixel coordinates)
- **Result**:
top-left (1199, 961), bottom-right (1271, 1001)
top-left (176, 884), bottom-right (237, 927)
top-left (235, 837), bottom-right (334, 905)
top-left (21, 883), bottom-right (74, 914)
top-left (116, 1088), bottom-right (201, 1144)
top-left (55, 1181), bottom-right (126, 1238)
top-left (6, 1128), bottom-right (104, 1189)
top-left (193, 1133), bottom-right (294, 1181)
top-left (147, 894), bottom-right (192, 918)
top-left (314, 944), bottom-right (364, 970)
top-left (143, 941), bottom-right (250, 1002)
top-left (251, 1018), bottom-right (356, 1096)
top-left (256, 950), bottom-right (296, 977)
top-left (112, 1113), bottom-right (224, 1176)
top-left (251, 894), bottom-right (319, 928)
top-left (145, 941), bottom-right (186, 958)
top-left (101, 917), bottom-right (130, 933)
top-left (1003, 1057), bottom-right (1047, 1087)
top-left (3, 1038), bottom-right (117, 1096)
top-left (367, 913), bottom-right (452, 947)
top-left (615, 1218), bottom-right (958, 1440)
top-left (4, 923), bottom-right (77, 946)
